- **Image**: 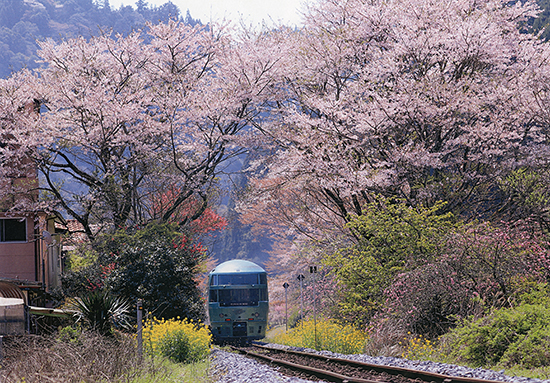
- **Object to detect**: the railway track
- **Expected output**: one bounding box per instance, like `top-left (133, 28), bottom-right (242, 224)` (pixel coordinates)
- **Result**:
top-left (230, 344), bottom-right (507, 383)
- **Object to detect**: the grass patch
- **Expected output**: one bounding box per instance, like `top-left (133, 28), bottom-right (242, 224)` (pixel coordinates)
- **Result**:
top-left (1, 332), bottom-right (141, 382)
top-left (502, 366), bottom-right (550, 380)
top-left (0, 330), bottom-right (214, 383)
top-left (128, 358), bottom-right (211, 383)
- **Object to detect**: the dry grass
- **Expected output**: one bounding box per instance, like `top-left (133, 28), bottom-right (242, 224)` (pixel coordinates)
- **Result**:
top-left (0, 332), bottom-right (145, 383)
top-left (364, 323), bottom-right (406, 357)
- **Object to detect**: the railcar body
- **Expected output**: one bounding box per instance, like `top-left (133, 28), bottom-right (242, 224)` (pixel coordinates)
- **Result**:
top-left (207, 259), bottom-right (268, 344)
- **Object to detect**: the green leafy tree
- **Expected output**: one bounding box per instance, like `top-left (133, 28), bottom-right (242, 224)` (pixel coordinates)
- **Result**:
top-left (324, 197), bottom-right (458, 327)
top-left (499, 167), bottom-right (550, 233)
top-left (96, 222), bottom-right (208, 321)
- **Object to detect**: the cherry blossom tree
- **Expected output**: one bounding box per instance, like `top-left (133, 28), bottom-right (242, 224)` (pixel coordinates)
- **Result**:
top-left (0, 71), bottom-right (40, 212)
top-left (231, 0), bottom-right (550, 335)
top-left (246, 0), bottom-right (550, 240)
top-left (0, 20), bottom-right (283, 241)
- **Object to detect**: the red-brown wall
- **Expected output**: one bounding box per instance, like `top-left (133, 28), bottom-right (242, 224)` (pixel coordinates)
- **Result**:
top-left (0, 217), bottom-right (36, 281)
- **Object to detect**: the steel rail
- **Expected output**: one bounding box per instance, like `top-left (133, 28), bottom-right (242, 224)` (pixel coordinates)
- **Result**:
top-left (231, 345), bottom-right (380, 383)
top-left (238, 344), bottom-right (510, 383)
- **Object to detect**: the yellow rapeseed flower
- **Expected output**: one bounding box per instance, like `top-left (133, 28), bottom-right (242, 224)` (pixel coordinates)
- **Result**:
top-left (269, 318), bottom-right (366, 354)
top-left (142, 316), bottom-right (212, 363)
top-left (401, 334), bottom-right (435, 360)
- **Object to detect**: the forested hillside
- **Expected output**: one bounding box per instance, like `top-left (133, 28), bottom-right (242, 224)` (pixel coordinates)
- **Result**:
top-left (534, 0), bottom-right (550, 38)
top-left (0, 0), bottom-right (200, 78)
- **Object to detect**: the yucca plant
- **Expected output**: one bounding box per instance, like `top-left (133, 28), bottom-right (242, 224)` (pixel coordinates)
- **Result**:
top-left (70, 290), bottom-right (132, 336)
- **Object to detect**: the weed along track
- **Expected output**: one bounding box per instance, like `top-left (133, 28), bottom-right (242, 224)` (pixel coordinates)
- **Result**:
top-left (230, 344), bottom-right (509, 383)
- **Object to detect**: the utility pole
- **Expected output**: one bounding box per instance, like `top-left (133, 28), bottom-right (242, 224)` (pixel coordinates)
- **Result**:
top-left (137, 299), bottom-right (143, 361)
top-left (283, 282), bottom-right (289, 332)
top-left (309, 266), bottom-right (318, 350)
top-left (297, 274), bottom-right (305, 328)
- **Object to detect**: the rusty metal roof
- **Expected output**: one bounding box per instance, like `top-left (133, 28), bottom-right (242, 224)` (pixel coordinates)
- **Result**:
top-left (0, 281), bottom-right (25, 301)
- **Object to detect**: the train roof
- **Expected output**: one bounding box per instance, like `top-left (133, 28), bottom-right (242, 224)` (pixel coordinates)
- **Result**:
top-left (210, 259), bottom-right (266, 275)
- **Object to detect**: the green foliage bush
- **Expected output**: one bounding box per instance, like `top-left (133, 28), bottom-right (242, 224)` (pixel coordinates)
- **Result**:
top-left (510, 281), bottom-right (550, 306)
top-left (439, 303), bottom-right (550, 368)
top-left (60, 223), bottom-right (207, 323)
top-left (158, 329), bottom-right (196, 364)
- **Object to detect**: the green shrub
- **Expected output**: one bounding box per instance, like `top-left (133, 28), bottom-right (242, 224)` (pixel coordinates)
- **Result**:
top-left (158, 329), bottom-right (195, 364)
top-left (501, 328), bottom-right (550, 368)
top-left (439, 303), bottom-right (550, 368)
top-left (57, 325), bottom-right (82, 344)
top-left (511, 281), bottom-right (550, 306)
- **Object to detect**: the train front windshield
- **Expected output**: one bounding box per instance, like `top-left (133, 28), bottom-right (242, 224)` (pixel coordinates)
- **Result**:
top-left (218, 289), bottom-right (259, 306)
top-left (209, 272), bottom-right (268, 307)
top-left (210, 273), bottom-right (267, 286)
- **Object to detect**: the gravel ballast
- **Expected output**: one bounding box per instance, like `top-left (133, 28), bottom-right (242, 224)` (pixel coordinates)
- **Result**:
top-left (210, 348), bottom-right (318, 383)
top-left (210, 343), bottom-right (550, 383)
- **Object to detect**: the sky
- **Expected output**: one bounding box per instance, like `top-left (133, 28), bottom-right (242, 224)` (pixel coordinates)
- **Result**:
top-left (109, 0), bottom-right (307, 27)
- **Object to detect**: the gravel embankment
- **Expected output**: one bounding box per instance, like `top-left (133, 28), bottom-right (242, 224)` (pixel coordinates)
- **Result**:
top-left (210, 347), bottom-right (317, 383)
top-left (210, 343), bottom-right (550, 383)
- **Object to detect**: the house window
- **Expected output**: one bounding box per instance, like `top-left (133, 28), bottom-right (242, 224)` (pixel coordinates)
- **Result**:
top-left (0, 219), bottom-right (27, 242)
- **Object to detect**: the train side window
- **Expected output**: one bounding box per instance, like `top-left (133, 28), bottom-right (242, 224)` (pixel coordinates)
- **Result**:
top-left (259, 288), bottom-right (267, 301)
top-left (210, 275), bottom-right (218, 286)
top-left (260, 274), bottom-right (267, 285)
top-left (209, 290), bottom-right (218, 302)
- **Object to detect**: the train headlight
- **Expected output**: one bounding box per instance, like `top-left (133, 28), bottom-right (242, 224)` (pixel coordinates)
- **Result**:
top-left (219, 314), bottom-right (225, 318)
top-left (255, 312), bottom-right (260, 317)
